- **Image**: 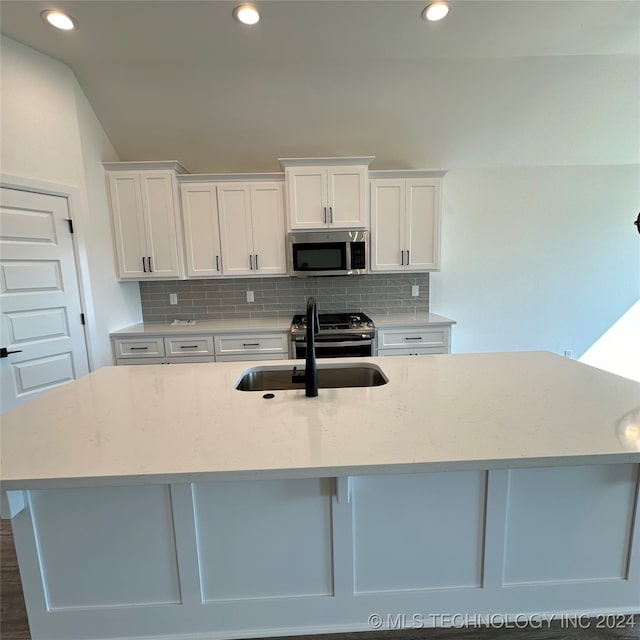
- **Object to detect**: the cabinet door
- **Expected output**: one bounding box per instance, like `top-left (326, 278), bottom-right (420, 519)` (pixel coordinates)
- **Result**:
top-left (250, 183), bottom-right (287, 276)
top-left (181, 184), bottom-right (223, 277)
top-left (370, 179), bottom-right (405, 272)
top-left (286, 168), bottom-right (327, 229)
top-left (405, 179), bottom-right (441, 271)
top-left (107, 172), bottom-right (148, 278)
top-left (217, 184), bottom-right (254, 276)
top-left (328, 166), bottom-right (368, 228)
top-left (139, 172), bottom-right (181, 278)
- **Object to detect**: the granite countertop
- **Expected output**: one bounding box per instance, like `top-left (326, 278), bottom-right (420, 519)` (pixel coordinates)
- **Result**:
top-left (1, 352), bottom-right (638, 490)
top-left (109, 313), bottom-right (455, 337)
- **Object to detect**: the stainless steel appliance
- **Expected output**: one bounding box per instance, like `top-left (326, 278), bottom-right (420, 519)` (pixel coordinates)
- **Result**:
top-left (289, 230), bottom-right (368, 277)
top-left (290, 311), bottom-right (375, 358)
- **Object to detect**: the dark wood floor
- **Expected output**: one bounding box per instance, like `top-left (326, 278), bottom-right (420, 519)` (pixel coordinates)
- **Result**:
top-left (1, 520), bottom-right (30, 640)
top-left (1, 518), bottom-right (638, 640)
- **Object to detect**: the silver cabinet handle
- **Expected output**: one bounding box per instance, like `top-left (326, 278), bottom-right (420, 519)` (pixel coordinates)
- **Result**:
top-left (329, 206), bottom-right (333, 223)
top-left (401, 251), bottom-right (404, 266)
top-left (130, 346), bottom-right (149, 351)
top-left (404, 337), bottom-right (422, 341)
top-left (179, 345), bottom-right (199, 349)
top-left (243, 343), bottom-right (260, 347)
top-left (148, 256), bottom-right (153, 272)
top-left (142, 257), bottom-right (147, 272)
top-left (255, 254), bottom-right (259, 270)
top-left (406, 250), bottom-right (410, 266)
top-left (216, 255), bottom-right (220, 271)
top-left (249, 254), bottom-right (253, 270)
top-left (323, 206), bottom-right (327, 223)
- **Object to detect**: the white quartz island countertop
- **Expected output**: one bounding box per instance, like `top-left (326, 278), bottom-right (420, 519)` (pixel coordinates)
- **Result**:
top-left (1, 351), bottom-right (638, 489)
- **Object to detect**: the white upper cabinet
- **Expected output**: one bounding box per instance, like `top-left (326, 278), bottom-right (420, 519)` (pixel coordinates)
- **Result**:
top-left (370, 173), bottom-right (443, 272)
top-left (280, 157), bottom-right (373, 230)
top-left (180, 176), bottom-right (287, 278)
top-left (105, 162), bottom-right (187, 280)
top-left (180, 183), bottom-right (223, 277)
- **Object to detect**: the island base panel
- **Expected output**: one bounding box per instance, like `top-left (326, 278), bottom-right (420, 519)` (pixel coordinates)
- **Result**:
top-left (9, 464), bottom-right (640, 640)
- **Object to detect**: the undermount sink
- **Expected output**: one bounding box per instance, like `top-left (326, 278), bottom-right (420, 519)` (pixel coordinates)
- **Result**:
top-left (235, 363), bottom-right (388, 392)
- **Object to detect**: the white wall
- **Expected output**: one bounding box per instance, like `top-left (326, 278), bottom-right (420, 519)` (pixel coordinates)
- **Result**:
top-left (430, 165), bottom-right (640, 356)
top-left (426, 54), bottom-right (640, 357)
top-left (0, 36), bottom-right (141, 368)
top-left (580, 300), bottom-right (640, 383)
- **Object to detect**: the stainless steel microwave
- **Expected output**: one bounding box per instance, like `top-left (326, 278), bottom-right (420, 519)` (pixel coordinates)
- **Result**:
top-left (289, 230), bottom-right (368, 277)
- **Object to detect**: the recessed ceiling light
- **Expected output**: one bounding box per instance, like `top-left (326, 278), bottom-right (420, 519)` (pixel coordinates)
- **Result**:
top-left (422, 1), bottom-right (450, 22)
top-left (233, 4), bottom-right (260, 25)
top-left (41, 9), bottom-right (78, 31)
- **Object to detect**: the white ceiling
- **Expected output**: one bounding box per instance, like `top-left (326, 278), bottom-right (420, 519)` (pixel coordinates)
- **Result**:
top-left (2, 0), bottom-right (639, 172)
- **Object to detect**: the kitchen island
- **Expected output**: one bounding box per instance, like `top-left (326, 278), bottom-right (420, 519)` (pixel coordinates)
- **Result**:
top-left (1, 352), bottom-right (639, 640)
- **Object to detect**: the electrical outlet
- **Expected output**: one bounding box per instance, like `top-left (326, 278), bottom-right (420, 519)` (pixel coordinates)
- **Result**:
top-left (411, 285), bottom-right (419, 297)
top-left (246, 290), bottom-right (255, 303)
top-left (169, 293), bottom-right (178, 305)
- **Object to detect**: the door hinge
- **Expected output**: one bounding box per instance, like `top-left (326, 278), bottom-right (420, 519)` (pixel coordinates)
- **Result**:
top-left (66, 218), bottom-right (74, 234)
top-left (80, 313), bottom-right (86, 325)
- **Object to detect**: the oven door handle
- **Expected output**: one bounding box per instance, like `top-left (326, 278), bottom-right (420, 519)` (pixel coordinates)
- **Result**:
top-left (296, 339), bottom-right (373, 348)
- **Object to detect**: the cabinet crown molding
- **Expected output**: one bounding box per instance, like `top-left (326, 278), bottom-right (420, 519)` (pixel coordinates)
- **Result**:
top-left (103, 161), bottom-right (190, 174)
top-left (178, 173), bottom-right (284, 183)
top-left (278, 157), bottom-right (375, 168)
top-left (369, 169), bottom-right (448, 179)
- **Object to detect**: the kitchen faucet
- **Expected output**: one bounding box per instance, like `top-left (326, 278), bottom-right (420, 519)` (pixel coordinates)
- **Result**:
top-left (292, 296), bottom-right (319, 397)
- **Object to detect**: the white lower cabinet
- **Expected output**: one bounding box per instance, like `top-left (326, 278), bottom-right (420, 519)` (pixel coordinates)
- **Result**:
top-left (164, 335), bottom-right (214, 358)
top-left (214, 333), bottom-right (289, 361)
top-left (112, 337), bottom-right (165, 361)
top-left (112, 332), bottom-right (289, 365)
top-left (112, 335), bottom-right (215, 365)
top-left (377, 325), bottom-right (450, 356)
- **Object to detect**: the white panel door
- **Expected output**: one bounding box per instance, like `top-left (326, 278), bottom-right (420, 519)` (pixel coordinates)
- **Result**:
top-left (328, 166), bottom-right (367, 228)
top-left (0, 187), bottom-right (89, 413)
top-left (370, 179), bottom-right (405, 271)
top-left (406, 179), bottom-right (440, 271)
top-left (250, 183), bottom-right (286, 275)
top-left (218, 184), bottom-right (254, 276)
top-left (181, 184), bottom-right (223, 277)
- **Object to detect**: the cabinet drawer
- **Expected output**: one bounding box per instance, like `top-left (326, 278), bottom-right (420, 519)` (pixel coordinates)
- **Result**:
top-left (216, 353), bottom-right (288, 363)
top-left (377, 327), bottom-right (450, 350)
top-left (164, 335), bottom-right (214, 357)
top-left (214, 333), bottom-right (289, 356)
top-left (113, 337), bottom-right (165, 358)
top-left (115, 357), bottom-right (166, 366)
top-left (378, 347), bottom-right (448, 357)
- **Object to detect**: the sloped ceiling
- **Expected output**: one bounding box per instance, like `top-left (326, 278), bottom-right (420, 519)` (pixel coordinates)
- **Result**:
top-left (1, 0), bottom-right (639, 172)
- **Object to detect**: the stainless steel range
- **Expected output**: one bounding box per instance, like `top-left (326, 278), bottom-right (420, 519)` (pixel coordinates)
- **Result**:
top-left (290, 311), bottom-right (376, 359)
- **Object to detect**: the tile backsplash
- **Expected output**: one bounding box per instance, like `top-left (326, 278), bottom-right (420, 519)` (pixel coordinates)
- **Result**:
top-left (140, 273), bottom-right (429, 322)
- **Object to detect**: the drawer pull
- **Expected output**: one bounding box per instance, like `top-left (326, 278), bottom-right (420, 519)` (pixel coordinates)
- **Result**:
top-left (179, 345), bottom-right (199, 349)
top-left (404, 337), bottom-right (423, 341)
top-left (130, 346), bottom-right (149, 350)
top-left (243, 343), bottom-right (260, 347)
